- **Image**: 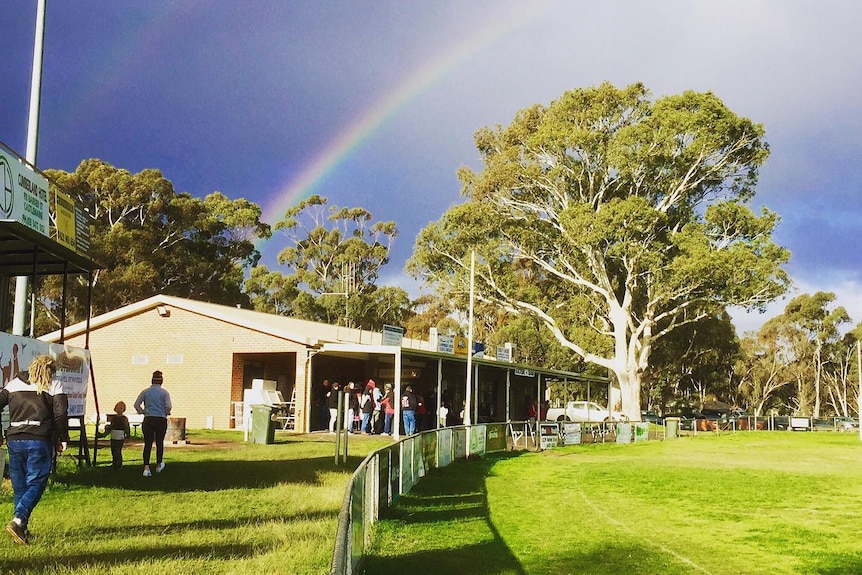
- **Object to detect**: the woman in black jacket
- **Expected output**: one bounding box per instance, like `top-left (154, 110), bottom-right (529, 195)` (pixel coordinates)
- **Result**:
top-left (0, 355), bottom-right (68, 544)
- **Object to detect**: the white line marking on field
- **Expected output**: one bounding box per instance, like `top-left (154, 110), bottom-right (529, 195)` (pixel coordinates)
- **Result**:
top-left (578, 490), bottom-right (715, 575)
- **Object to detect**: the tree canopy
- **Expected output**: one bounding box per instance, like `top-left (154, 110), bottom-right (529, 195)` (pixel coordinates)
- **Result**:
top-left (408, 82), bottom-right (790, 418)
top-left (38, 159), bottom-right (270, 331)
top-left (246, 195), bottom-right (412, 330)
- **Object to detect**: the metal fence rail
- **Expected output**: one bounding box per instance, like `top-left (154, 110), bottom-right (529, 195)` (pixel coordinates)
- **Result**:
top-left (329, 423), bottom-right (511, 575)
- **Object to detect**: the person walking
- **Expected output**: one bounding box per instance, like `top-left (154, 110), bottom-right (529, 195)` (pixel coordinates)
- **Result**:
top-left (401, 385), bottom-right (418, 435)
top-left (0, 355), bottom-right (68, 544)
top-left (134, 370), bottom-right (172, 477)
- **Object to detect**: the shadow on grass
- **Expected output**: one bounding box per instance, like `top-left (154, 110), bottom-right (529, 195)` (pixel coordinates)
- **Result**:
top-left (362, 452), bottom-right (527, 575)
top-left (55, 454), bottom-right (365, 492)
top-left (1, 541), bottom-right (260, 573)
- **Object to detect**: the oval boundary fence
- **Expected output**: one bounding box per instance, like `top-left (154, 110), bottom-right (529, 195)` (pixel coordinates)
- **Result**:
top-left (329, 422), bottom-right (512, 575)
top-left (329, 416), bottom-right (841, 574)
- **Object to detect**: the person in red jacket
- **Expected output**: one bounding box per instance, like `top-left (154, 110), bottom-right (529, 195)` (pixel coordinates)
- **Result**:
top-left (0, 355), bottom-right (68, 544)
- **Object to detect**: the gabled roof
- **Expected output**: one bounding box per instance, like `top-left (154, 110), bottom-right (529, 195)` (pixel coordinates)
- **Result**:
top-left (41, 294), bottom-right (424, 348)
top-left (41, 295), bottom-right (606, 383)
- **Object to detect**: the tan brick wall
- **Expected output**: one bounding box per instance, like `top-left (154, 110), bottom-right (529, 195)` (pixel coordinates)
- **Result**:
top-left (62, 305), bottom-right (309, 430)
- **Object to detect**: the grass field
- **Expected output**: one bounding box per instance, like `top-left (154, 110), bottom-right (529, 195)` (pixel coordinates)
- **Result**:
top-left (0, 430), bottom-right (389, 575)
top-left (365, 432), bottom-right (862, 575)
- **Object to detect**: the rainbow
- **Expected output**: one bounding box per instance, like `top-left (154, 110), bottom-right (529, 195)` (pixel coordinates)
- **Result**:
top-left (261, 2), bottom-right (552, 226)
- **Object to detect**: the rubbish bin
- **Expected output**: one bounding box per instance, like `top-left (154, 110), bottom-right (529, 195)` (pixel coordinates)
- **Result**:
top-left (251, 405), bottom-right (276, 444)
top-left (665, 417), bottom-right (680, 439)
top-left (167, 417), bottom-right (186, 443)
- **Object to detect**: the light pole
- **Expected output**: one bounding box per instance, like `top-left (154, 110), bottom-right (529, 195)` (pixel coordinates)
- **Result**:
top-left (13, 0), bottom-right (47, 336)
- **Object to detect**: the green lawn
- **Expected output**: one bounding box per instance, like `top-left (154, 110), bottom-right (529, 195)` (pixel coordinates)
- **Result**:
top-left (0, 430), bottom-right (389, 575)
top-left (365, 432), bottom-right (862, 575)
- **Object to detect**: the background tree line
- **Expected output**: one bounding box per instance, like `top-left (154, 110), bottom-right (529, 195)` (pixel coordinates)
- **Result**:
top-left (27, 82), bottom-right (861, 420)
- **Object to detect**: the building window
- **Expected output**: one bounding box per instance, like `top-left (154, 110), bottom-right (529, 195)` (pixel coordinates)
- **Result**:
top-left (166, 354), bottom-right (184, 364)
top-left (132, 355), bottom-right (149, 365)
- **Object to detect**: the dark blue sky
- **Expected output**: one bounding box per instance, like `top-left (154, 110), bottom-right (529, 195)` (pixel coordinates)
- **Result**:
top-left (3, 1), bottom-right (860, 333)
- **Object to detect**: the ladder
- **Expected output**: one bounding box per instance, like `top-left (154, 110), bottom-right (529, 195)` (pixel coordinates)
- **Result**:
top-left (281, 386), bottom-right (297, 430)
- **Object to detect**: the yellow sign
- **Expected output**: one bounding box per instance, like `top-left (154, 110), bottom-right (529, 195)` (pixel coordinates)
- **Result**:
top-left (454, 336), bottom-right (469, 356)
top-left (54, 191), bottom-right (76, 251)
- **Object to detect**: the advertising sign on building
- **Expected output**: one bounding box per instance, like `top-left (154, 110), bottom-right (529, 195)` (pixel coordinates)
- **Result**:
top-left (54, 190), bottom-right (77, 251)
top-left (0, 145), bottom-right (50, 236)
top-left (454, 336), bottom-right (469, 356)
top-left (495, 344), bottom-right (512, 363)
top-left (382, 324), bottom-right (404, 346)
top-left (437, 335), bottom-right (454, 354)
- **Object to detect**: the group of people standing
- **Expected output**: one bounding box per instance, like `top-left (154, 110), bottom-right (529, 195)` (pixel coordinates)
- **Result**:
top-left (323, 379), bottom-right (397, 435)
top-left (322, 379), bottom-right (431, 436)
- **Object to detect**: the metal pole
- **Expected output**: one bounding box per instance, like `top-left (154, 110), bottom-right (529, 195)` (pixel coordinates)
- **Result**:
top-left (465, 251), bottom-right (475, 425)
top-left (436, 358), bottom-right (442, 429)
top-left (13, 0), bottom-right (47, 336)
top-left (857, 341), bottom-right (861, 442)
top-left (334, 390), bottom-right (343, 465)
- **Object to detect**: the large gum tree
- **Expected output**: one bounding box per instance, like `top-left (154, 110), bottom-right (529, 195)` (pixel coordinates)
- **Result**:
top-left (408, 82), bottom-right (790, 418)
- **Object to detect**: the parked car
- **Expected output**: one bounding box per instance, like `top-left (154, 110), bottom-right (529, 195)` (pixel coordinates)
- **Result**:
top-left (546, 401), bottom-right (624, 422)
top-left (668, 411), bottom-right (711, 431)
top-left (640, 410), bottom-right (663, 425)
top-left (835, 417), bottom-right (859, 432)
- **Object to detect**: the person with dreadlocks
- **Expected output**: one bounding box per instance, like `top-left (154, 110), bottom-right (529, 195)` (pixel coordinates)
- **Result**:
top-left (0, 354), bottom-right (68, 544)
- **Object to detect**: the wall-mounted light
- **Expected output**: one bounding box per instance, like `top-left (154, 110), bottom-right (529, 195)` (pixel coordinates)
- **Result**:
top-left (156, 305), bottom-right (169, 317)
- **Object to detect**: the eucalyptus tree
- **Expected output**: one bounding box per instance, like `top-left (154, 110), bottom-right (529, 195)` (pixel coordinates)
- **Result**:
top-left (734, 327), bottom-right (796, 416)
top-left (38, 159), bottom-right (270, 331)
top-left (646, 312), bottom-right (740, 413)
top-left (264, 194), bottom-right (410, 330)
top-left (823, 329), bottom-right (861, 418)
top-left (779, 292), bottom-right (850, 417)
top-left (408, 82), bottom-right (789, 418)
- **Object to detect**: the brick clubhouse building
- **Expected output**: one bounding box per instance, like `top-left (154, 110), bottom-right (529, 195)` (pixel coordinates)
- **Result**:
top-left (43, 294), bottom-right (598, 437)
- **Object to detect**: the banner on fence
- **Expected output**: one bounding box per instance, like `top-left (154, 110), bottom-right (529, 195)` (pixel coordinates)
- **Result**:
top-left (421, 432), bottom-right (437, 473)
top-left (454, 428), bottom-right (467, 459)
top-left (539, 422), bottom-right (559, 449)
top-left (561, 422), bottom-right (582, 445)
top-left (413, 437), bottom-right (425, 480)
top-left (634, 422), bottom-right (649, 442)
top-left (437, 428), bottom-right (453, 467)
top-left (616, 422), bottom-right (632, 444)
top-left (486, 423), bottom-right (507, 452)
top-left (469, 425), bottom-right (487, 456)
top-left (400, 438), bottom-right (416, 493)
